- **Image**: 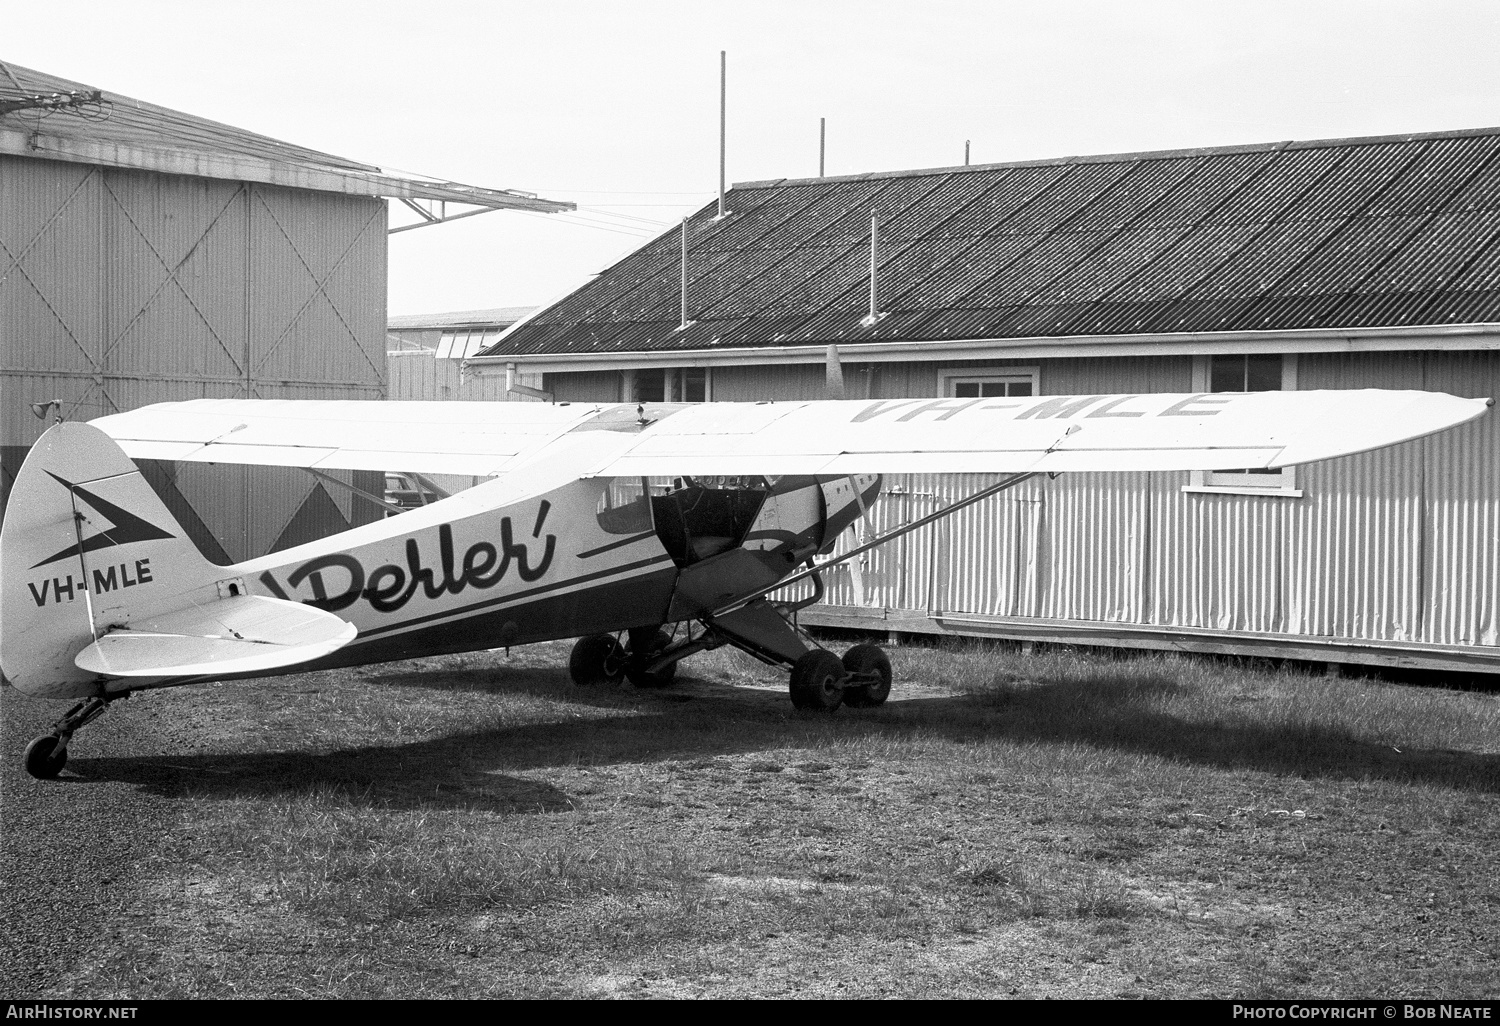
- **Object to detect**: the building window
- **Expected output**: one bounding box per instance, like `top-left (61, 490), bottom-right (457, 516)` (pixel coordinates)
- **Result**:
top-left (626, 367), bottom-right (711, 403)
top-left (434, 329), bottom-right (500, 360)
top-left (1187, 353), bottom-right (1302, 496)
top-left (940, 367), bottom-right (1039, 398)
top-left (677, 367), bottom-right (709, 402)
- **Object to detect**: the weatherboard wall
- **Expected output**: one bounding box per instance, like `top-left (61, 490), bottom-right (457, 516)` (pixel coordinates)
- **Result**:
top-left (1, 154), bottom-right (387, 562)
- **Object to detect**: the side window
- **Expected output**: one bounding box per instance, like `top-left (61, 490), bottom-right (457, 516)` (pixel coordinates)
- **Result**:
top-left (678, 367), bottom-right (709, 402)
top-left (940, 367), bottom-right (1039, 399)
top-left (1188, 354), bottom-right (1301, 495)
top-left (626, 368), bottom-right (711, 403)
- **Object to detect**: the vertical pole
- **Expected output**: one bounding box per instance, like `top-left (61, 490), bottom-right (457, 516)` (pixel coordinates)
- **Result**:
top-left (718, 50), bottom-right (727, 219)
top-left (965, 139), bottom-right (970, 165)
top-left (819, 117), bottom-right (826, 177)
top-left (679, 217), bottom-right (689, 329)
top-left (867, 208), bottom-right (879, 323)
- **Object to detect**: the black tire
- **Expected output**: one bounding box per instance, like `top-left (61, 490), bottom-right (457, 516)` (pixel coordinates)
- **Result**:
top-left (626, 629), bottom-right (678, 688)
top-left (569, 634), bottom-right (626, 686)
top-left (24, 734), bottom-right (66, 780)
top-left (841, 644), bottom-right (892, 707)
top-left (789, 649), bottom-right (847, 711)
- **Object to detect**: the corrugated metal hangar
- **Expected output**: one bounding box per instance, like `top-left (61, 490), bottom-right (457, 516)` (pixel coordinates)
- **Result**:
top-left (471, 126), bottom-right (1500, 673)
top-left (1, 60), bottom-right (568, 562)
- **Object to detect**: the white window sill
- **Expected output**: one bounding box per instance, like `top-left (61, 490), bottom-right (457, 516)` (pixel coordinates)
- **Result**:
top-left (1182, 485), bottom-right (1305, 499)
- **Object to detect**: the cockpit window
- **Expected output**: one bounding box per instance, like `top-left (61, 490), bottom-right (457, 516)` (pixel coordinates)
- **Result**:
top-left (596, 479), bottom-right (655, 535)
top-left (649, 476), bottom-right (770, 565)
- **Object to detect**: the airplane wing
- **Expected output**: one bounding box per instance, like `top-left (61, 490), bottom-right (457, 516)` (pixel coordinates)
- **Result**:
top-left (585, 390), bottom-right (1494, 476)
top-left (90, 391), bottom-right (1490, 478)
top-left (89, 398), bottom-right (610, 476)
top-left (73, 594), bottom-right (356, 678)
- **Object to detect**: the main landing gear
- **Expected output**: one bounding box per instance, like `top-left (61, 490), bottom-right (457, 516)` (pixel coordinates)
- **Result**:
top-left (23, 694), bottom-right (116, 780)
top-left (569, 626), bottom-right (679, 689)
top-left (788, 644), bottom-right (892, 712)
top-left (568, 602), bottom-right (893, 713)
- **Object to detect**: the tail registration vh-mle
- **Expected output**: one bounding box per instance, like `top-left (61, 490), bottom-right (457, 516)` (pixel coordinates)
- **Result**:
top-left (1, 390), bottom-right (1489, 779)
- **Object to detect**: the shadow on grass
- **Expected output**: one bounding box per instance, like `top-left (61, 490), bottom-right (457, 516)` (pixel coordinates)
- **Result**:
top-left (60, 660), bottom-right (1500, 803)
top-left (62, 745), bottom-right (580, 815)
top-left (949, 673), bottom-right (1500, 794)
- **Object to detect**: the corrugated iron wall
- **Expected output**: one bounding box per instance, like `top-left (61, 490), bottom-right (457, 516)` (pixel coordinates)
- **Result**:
top-left (1, 155), bottom-right (386, 562)
top-left (811, 350), bottom-right (1500, 662)
top-left (388, 354), bottom-right (513, 402)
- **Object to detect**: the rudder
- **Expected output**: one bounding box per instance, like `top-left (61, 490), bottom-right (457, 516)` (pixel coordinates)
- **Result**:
top-left (0, 422), bottom-right (223, 698)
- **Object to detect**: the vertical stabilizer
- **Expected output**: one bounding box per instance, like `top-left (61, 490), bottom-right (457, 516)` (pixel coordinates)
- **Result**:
top-left (0, 423), bottom-right (221, 698)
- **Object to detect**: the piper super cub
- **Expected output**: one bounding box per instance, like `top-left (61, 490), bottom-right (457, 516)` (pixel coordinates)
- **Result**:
top-left (1, 390), bottom-right (1489, 779)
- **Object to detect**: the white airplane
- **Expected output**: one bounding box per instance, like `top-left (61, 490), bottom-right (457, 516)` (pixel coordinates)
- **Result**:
top-left (1, 390), bottom-right (1489, 779)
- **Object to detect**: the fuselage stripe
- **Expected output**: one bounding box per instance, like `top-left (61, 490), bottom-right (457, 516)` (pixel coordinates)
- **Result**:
top-left (574, 530), bottom-right (657, 560)
top-left (352, 552), bottom-right (675, 640)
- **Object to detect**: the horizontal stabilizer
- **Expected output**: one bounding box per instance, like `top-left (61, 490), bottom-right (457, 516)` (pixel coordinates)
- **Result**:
top-left (74, 595), bottom-right (356, 678)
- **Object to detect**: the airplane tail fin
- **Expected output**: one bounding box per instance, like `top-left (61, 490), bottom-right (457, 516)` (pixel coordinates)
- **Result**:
top-left (1, 422), bottom-right (353, 699)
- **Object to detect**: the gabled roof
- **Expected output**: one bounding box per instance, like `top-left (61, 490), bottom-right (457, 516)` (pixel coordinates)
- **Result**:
top-left (481, 125), bottom-right (1500, 364)
top-left (0, 61), bottom-right (570, 213)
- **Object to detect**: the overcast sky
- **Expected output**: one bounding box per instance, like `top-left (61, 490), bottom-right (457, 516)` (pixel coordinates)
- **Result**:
top-left (8, 0), bottom-right (1500, 315)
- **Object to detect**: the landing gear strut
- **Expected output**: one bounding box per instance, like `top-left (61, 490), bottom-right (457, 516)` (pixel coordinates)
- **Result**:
top-left (624, 627), bottom-right (677, 688)
top-left (23, 694), bottom-right (114, 780)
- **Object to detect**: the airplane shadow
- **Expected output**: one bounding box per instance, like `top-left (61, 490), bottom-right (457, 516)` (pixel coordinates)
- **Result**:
top-left (63, 661), bottom-right (1500, 805)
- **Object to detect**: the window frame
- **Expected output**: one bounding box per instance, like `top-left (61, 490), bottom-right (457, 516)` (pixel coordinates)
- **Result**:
top-left (938, 366), bottom-right (1040, 399)
top-left (1183, 353), bottom-right (1304, 498)
top-left (624, 367), bottom-right (712, 403)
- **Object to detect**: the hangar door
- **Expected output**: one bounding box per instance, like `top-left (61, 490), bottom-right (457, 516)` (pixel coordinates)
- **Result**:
top-left (0, 155), bottom-right (387, 561)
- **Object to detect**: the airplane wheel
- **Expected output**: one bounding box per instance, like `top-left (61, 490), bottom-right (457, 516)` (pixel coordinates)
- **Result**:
top-left (24, 734), bottom-right (66, 780)
top-left (789, 649), bottom-right (846, 711)
top-left (569, 634), bottom-right (626, 686)
top-left (841, 644), bottom-right (892, 707)
top-left (626, 630), bottom-right (678, 689)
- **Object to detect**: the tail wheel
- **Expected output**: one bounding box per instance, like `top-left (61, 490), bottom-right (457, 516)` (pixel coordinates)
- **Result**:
top-left (789, 649), bottom-right (847, 711)
top-left (841, 644), bottom-right (892, 707)
top-left (24, 734), bottom-right (67, 780)
top-left (625, 629), bottom-right (677, 689)
top-left (569, 634), bottom-right (626, 686)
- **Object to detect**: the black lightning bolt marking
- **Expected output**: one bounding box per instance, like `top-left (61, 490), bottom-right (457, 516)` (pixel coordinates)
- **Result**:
top-left (31, 472), bottom-right (175, 568)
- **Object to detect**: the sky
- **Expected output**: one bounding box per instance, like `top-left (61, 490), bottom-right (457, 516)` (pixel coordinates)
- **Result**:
top-left (6, 0), bottom-right (1500, 315)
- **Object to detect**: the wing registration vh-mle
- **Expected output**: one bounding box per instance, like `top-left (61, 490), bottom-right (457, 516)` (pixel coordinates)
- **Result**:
top-left (1, 389), bottom-right (1490, 779)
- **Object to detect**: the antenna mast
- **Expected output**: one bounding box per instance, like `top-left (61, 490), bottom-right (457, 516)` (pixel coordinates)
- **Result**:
top-left (717, 51), bottom-right (727, 218)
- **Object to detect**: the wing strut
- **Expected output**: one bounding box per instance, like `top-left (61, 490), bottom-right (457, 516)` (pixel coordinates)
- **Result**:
top-left (743, 472), bottom-right (1041, 609)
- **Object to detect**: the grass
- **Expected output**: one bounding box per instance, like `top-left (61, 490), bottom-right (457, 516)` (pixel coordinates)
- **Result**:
top-left (48, 639), bottom-right (1500, 998)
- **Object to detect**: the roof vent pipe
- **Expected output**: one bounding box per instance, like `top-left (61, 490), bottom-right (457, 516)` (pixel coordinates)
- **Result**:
top-left (819, 117), bottom-right (826, 177)
top-left (861, 208), bottom-right (886, 328)
top-left (677, 217), bottom-right (694, 331)
top-left (965, 140), bottom-right (970, 165)
top-left (825, 345), bottom-right (846, 399)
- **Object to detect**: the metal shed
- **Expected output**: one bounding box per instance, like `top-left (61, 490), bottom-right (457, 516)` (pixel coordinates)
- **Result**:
top-left (387, 307), bottom-right (537, 403)
top-left (469, 126), bottom-right (1500, 673)
top-left (1, 60), bottom-right (568, 561)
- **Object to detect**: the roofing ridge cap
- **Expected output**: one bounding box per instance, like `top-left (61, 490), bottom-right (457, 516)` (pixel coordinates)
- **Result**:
top-left (732, 124), bottom-right (1500, 190)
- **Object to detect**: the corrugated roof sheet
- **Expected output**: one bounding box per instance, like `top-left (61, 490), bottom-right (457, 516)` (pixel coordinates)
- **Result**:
top-left (483, 126), bottom-right (1500, 359)
top-left (0, 60), bottom-right (568, 211)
